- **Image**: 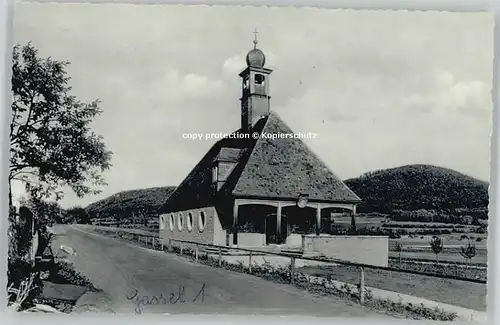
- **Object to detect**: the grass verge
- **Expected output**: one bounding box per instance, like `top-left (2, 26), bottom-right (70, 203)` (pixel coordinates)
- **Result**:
top-left (31, 260), bottom-right (98, 313)
top-left (299, 263), bottom-right (486, 311)
top-left (169, 245), bottom-right (459, 321)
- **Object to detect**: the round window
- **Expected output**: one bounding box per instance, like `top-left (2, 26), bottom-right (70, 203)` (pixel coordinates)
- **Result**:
top-left (187, 212), bottom-right (193, 231)
top-left (169, 214), bottom-right (174, 231)
top-left (177, 213), bottom-right (183, 231)
top-left (198, 211), bottom-right (206, 232)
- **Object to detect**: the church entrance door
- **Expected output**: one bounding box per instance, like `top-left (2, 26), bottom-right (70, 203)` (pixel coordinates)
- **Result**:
top-left (265, 214), bottom-right (288, 245)
top-left (265, 214), bottom-right (277, 244)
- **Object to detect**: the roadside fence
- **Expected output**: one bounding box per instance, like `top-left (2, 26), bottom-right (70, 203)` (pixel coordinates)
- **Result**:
top-left (83, 225), bottom-right (487, 307)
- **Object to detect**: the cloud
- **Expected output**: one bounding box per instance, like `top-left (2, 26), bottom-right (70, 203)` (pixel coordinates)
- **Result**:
top-left (440, 80), bottom-right (491, 114)
top-left (404, 71), bottom-right (491, 117)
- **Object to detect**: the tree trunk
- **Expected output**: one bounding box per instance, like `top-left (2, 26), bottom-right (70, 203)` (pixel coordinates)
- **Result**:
top-left (8, 179), bottom-right (16, 223)
top-left (8, 179), bottom-right (13, 208)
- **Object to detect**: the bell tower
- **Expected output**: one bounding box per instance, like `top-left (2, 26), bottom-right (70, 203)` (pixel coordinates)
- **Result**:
top-left (239, 29), bottom-right (273, 131)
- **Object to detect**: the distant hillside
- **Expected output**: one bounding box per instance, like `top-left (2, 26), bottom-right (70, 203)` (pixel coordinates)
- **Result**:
top-left (85, 186), bottom-right (176, 219)
top-left (344, 164), bottom-right (489, 219)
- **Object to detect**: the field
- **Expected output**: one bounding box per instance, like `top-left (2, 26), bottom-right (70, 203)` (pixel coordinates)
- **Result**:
top-left (388, 233), bottom-right (488, 263)
top-left (389, 251), bottom-right (487, 264)
top-left (332, 215), bottom-right (489, 263)
top-left (333, 216), bottom-right (386, 227)
top-left (298, 263), bottom-right (487, 311)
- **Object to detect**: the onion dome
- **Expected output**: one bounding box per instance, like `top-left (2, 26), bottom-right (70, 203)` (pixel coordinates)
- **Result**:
top-left (246, 30), bottom-right (266, 68)
top-left (246, 48), bottom-right (265, 68)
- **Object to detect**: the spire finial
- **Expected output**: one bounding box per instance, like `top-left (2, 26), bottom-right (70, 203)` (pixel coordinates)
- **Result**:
top-left (253, 28), bottom-right (259, 49)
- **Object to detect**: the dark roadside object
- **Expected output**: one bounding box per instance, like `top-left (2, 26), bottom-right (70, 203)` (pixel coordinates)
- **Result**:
top-left (34, 229), bottom-right (56, 276)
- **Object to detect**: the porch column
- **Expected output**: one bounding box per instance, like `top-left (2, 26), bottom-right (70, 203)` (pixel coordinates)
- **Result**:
top-left (276, 202), bottom-right (282, 243)
top-left (232, 201), bottom-right (239, 246)
top-left (316, 203), bottom-right (321, 236)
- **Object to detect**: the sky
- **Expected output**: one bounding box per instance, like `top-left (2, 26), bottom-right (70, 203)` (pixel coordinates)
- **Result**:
top-left (13, 3), bottom-right (494, 208)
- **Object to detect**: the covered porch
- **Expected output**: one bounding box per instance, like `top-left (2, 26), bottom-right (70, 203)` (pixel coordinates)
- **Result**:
top-left (229, 196), bottom-right (357, 247)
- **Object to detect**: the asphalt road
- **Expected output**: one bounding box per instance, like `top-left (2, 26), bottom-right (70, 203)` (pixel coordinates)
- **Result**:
top-left (50, 225), bottom-right (396, 317)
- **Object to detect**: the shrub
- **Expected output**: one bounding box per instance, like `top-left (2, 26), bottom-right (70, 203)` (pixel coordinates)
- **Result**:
top-left (7, 207), bottom-right (45, 311)
top-left (394, 242), bottom-right (403, 265)
top-left (48, 260), bottom-right (96, 289)
top-left (429, 236), bottom-right (443, 263)
top-left (460, 240), bottom-right (477, 267)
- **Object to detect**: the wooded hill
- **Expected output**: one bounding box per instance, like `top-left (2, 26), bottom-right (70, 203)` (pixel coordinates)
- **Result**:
top-left (85, 186), bottom-right (176, 219)
top-left (344, 164), bottom-right (489, 222)
top-left (84, 164), bottom-right (489, 224)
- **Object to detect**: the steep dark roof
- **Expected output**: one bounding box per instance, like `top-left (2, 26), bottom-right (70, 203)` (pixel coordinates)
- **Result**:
top-left (86, 186), bottom-right (177, 218)
top-left (162, 120), bottom-right (264, 213)
top-left (232, 112), bottom-right (361, 202)
top-left (163, 112), bottom-right (360, 212)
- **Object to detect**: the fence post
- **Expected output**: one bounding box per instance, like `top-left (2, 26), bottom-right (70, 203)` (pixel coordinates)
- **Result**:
top-left (359, 267), bottom-right (365, 305)
top-left (168, 239), bottom-right (172, 252)
top-left (195, 244), bottom-right (199, 263)
top-left (218, 247), bottom-right (222, 267)
top-left (290, 257), bottom-right (296, 283)
top-left (249, 251), bottom-right (253, 273)
top-left (180, 242), bottom-right (184, 255)
top-left (161, 238), bottom-right (164, 251)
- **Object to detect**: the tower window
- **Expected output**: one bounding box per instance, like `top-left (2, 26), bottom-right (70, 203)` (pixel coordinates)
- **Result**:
top-left (255, 74), bottom-right (265, 85)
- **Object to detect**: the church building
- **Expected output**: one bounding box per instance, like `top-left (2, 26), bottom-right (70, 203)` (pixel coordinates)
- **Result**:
top-left (159, 36), bottom-right (362, 249)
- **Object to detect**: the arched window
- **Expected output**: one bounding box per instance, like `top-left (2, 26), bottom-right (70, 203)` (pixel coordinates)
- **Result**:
top-left (177, 213), bottom-right (183, 231)
top-left (187, 212), bottom-right (193, 232)
top-left (198, 211), bottom-right (206, 232)
top-left (159, 215), bottom-right (165, 230)
top-left (169, 214), bottom-right (174, 231)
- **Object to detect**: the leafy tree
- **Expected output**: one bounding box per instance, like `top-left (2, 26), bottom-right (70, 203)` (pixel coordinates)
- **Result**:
top-left (429, 236), bottom-right (443, 263)
top-left (66, 206), bottom-right (90, 224)
top-left (9, 43), bottom-right (112, 205)
top-left (348, 213), bottom-right (357, 234)
top-left (25, 197), bottom-right (62, 227)
top-left (460, 240), bottom-right (477, 268)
